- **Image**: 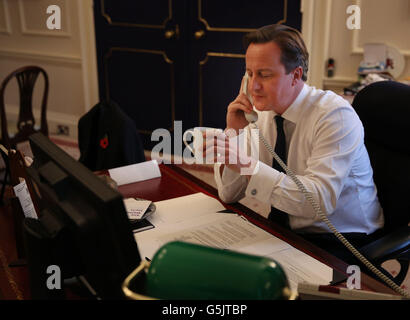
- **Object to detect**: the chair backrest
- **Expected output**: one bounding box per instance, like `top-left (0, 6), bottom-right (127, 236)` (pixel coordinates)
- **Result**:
top-left (0, 66), bottom-right (49, 148)
top-left (78, 100), bottom-right (145, 171)
top-left (352, 81), bottom-right (410, 232)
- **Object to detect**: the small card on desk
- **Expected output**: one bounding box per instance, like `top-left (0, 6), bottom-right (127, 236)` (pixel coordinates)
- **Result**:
top-left (124, 198), bottom-right (152, 220)
top-left (109, 160), bottom-right (161, 186)
top-left (123, 198), bottom-right (155, 233)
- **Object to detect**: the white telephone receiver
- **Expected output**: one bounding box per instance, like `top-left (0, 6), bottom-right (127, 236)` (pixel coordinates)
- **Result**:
top-left (242, 72), bottom-right (258, 123)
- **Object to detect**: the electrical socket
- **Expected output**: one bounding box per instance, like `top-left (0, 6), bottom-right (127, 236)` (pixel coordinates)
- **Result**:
top-left (57, 125), bottom-right (69, 136)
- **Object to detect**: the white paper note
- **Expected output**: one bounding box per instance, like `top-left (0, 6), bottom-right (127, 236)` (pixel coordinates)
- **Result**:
top-left (13, 178), bottom-right (38, 219)
top-left (108, 160), bottom-right (161, 186)
top-left (147, 192), bottom-right (225, 226)
top-left (123, 198), bottom-right (152, 220)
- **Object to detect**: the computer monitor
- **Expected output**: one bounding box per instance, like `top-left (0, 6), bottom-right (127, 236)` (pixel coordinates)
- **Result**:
top-left (24, 132), bottom-right (141, 299)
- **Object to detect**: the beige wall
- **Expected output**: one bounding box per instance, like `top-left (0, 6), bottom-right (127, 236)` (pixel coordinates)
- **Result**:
top-left (0, 0), bottom-right (98, 139)
top-left (1, 0), bottom-right (408, 140)
top-left (319, 0), bottom-right (410, 92)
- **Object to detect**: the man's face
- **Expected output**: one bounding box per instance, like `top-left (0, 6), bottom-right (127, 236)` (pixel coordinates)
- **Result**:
top-left (245, 41), bottom-right (296, 113)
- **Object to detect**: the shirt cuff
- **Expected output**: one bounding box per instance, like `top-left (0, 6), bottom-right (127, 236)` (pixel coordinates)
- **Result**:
top-left (245, 161), bottom-right (283, 204)
top-left (214, 162), bottom-right (243, 185)
top-left (214, 163), bottom-right (223, 187)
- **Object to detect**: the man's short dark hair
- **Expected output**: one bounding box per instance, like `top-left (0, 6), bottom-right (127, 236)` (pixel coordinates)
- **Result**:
top-left (243, 24), bottom-right (309, 81)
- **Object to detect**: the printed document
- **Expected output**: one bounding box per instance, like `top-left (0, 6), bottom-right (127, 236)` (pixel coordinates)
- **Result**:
top-left (135, 192), bottom-right (333, 290)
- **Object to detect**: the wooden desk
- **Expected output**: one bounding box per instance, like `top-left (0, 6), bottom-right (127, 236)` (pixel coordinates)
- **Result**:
top-left (0, 164), bottom-right (397, 299)
top-left (0, 188), bottom-right (30, 300)
top-left (121, 164), bottom-right (398, 296)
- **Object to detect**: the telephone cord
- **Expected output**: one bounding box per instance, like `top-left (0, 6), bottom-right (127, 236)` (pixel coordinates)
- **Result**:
top-left (253, 123), bottom-right (410, 298)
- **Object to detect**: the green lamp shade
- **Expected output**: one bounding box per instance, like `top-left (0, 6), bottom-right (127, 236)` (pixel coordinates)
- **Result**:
top-left (146, 241), bottom-right (290, 299)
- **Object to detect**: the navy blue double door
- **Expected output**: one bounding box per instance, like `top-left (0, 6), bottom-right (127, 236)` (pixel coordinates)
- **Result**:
top-left (93, 0), bottom-right (301, 150)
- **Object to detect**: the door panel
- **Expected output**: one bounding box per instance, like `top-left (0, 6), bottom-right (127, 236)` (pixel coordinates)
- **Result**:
top-left (101, 0), bottom-right (169, 27)
top-left (192, 0), bottom-right (301, 129)
top-left (93, 0), bottom-right (301, 150)
top-left (94, 0), bottom-right (179, 148)
top-left (200, 54), bottom-right (245, 129)
top-left (104, 48), bottom-right (175, 134)
top-left (199, 0), bottom-right (287, 30)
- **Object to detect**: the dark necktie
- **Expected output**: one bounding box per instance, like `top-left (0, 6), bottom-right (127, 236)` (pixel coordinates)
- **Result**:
top-left (268, 116), bottom-right (290, 228)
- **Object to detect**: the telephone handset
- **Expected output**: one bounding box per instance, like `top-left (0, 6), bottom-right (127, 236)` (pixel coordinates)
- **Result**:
top-left (242, 72), bottom-right (258, 123)
top-left (240, 73), bottom-right (408, 297)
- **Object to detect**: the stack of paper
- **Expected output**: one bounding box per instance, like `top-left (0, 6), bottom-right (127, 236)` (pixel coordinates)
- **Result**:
top-left (135, 192), bottom-right (333, 291)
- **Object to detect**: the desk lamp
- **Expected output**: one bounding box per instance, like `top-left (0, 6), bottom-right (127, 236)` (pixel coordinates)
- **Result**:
top-left (122, 241), bottom-right (293, 300)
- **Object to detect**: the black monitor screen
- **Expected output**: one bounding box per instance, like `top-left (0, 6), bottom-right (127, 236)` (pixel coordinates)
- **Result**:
top-left (25, 132), bottom-right (141, 299)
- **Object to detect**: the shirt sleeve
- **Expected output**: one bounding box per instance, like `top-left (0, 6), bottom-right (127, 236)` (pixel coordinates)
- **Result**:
top-left (214, 163), bottom-right (248, 203)
top-left (245, 106), bottom-right (364, 218)
top-left (213, 127), bottom-right (253, 203)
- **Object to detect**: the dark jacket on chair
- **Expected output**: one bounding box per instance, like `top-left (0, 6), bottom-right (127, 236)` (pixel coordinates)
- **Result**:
top-left (78, 100), bottom-right (145, 171)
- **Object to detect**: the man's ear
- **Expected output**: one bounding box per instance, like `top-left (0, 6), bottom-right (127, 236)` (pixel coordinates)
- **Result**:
top-left (292, 66), bottom-right (303, 85)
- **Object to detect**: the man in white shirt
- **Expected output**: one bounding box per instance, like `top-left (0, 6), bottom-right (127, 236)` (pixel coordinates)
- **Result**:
top-left (208, 24), bottom-right (384, 262)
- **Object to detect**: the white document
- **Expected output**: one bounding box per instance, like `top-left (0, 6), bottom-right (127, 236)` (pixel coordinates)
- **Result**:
top-left (108, 160), bottom-right (161, 186)
top-left (135, 192), bottom-right (333, 290)
top-left (147, 192), bottom-right (225, 226)
top-left (137, 212), bottom-right (274, 260)
top-left (265, 247), bottom-right (333, 291)
top-left (13, 178), bottom-right (38, 219)
top-left (157, 214), bottom-right (273, 250)
top-left (234, 237), bottom-right (292, 257)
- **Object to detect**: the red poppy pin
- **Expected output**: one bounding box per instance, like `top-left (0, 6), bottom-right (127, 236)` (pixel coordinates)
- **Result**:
top-left (100, 134), bottom-right (109, 149)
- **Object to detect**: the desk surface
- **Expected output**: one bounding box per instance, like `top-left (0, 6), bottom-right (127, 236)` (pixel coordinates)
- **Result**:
top-left (121, 164), bottom-right (398, 296)
top-left (0, 164), bottom-right (397, 299)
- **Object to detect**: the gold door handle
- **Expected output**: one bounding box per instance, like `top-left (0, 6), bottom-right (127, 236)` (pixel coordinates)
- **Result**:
top-left (194, 30), bottom-right (205, 40)
top-left (165, 30), bottom-right (175, 39)
top-left (165, 25), bottom-right (179, 39)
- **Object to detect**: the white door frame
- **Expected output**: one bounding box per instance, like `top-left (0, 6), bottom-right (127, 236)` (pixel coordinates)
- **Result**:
top-left (78, 0), bottom-right (99, 112)
top-left (301, 0), bottom-right (333, 89)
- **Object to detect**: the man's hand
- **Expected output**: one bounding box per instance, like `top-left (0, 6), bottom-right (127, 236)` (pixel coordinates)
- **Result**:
top-left (202, 130), bottom-right (257, 176)
top-left (226, 76), bottom-right (254, 134)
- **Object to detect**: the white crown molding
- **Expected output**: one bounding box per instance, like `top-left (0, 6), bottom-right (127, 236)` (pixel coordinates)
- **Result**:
top-left (0, 48), bottom-right (81, 66)
top-left (18, 0), bottom-right (72, 38)
top-left (301, 0), bottom-right (333, 89)
top-left (300, 0), bottom-right (314, 83)
top-left (78, 0), bottom-right (99, 112)
top-left (350, 0), bottom-right (362, 55)
top-left (0, 0), bottom-right (12, 34)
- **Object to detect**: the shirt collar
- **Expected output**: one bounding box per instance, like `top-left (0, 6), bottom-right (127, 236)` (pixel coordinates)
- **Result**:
top-left (277, 83), bottom-right (309, 124)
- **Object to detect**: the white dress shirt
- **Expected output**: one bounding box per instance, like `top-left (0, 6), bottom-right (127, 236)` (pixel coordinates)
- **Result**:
top-left (214, 84), bottom-right (384, 234)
